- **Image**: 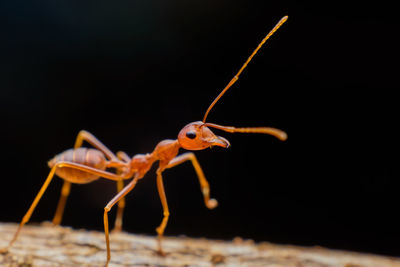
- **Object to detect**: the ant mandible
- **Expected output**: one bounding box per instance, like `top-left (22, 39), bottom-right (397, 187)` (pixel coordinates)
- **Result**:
top-left (1, 16), bottom-right (288, 266)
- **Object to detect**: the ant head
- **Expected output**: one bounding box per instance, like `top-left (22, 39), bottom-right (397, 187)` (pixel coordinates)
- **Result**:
top-left (177, 121), bottom-right (230, 150)
top-left (178, 17), bottom-right (288, 150)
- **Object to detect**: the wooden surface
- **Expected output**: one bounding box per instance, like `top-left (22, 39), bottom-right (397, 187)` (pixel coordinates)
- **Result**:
top-left (1, 222), bottom-right (399, 267)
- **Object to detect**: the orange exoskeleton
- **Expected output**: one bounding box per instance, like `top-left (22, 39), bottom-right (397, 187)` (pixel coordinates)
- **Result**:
top-left (1, 16), bottom-right (289, 266)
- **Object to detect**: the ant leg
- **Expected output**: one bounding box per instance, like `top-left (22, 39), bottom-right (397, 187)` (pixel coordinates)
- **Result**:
top-left (155, 168), bottom-right (170, 256)
top-left (117, 151), bottom-right (130, 163)
top-left (166, 153), bottom-right (218, 209)
top-left (55, 161), bottom-right (132, 181)
top-left (74, 130), bottom-right (118, 160)
top-left (51, 131), bottom-right (124, 226)
top-left (51, 131), bottom-right (125, 227)
top-left (112, 179), bottom-right (125, 233)
top-left (1, 162), bottom-right (131, 253)
top-left (1, 162), bottom-right (131, 255)
top-left (112, 151), bottom-right (131, 232)
top-left (42, 161), bottom-right (134, 266)
top-left (52, 180), bottom-right (71, 225)
top-left (0, 165), bottom-right (59, 253)
top-left (104, 175), bottom-right (139, 266)
top-left (75, 133), bottom-right (130, 231)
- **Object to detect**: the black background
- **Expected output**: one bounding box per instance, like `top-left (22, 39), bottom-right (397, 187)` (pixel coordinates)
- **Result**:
top-left (1, 0), bottom-right (399, 257)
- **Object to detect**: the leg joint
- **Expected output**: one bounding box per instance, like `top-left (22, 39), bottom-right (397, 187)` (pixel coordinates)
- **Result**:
top-left (185, 152), bottom-right (195, 160)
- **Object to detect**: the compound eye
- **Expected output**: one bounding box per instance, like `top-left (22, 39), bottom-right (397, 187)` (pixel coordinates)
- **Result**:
top-left (186, 131), bottom-right (197, 139)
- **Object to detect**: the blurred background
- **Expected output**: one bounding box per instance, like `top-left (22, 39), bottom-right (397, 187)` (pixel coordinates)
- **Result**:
top-left (1, 0), bottom-right (399, 257)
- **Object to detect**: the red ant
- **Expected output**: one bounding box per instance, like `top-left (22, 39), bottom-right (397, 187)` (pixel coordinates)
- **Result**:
top-left (1, 16), bottom-right (288, 266)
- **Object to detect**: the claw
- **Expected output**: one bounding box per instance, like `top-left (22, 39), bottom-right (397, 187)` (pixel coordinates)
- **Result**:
top-left (207, 198), bottom-right (218, 209)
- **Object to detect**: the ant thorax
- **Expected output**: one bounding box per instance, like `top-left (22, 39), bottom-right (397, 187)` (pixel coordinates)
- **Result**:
top-left (130, 153), bottom-right (155, 178)
top-left (130, 139), bottom-right (180, 177)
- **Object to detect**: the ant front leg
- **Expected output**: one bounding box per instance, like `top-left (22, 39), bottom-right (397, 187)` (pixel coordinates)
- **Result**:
top-left (166, 152), bottom-right (218, 209)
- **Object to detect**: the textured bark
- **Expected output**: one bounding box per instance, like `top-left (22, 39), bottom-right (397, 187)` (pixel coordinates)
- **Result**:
top-left (1, 222), bottom-right (399, 267)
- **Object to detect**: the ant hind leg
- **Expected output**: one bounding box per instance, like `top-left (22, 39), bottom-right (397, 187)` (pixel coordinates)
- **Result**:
top-left (52, 180), bottom-right (71, 226)
top-left (74, 130), bottom-right (118, 160)
top-left (0, 166), bottom-right (59, 253)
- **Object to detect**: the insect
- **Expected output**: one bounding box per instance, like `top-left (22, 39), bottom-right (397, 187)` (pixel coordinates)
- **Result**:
top-left (1, 15), bottom-right (288, 266)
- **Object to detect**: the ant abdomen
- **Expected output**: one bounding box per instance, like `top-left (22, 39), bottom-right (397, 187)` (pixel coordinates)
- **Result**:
top-left (48, 148), bottom-right (107, 184)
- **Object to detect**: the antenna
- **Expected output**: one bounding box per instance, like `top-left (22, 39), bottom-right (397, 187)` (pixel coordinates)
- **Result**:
top-left (202, 15), bottom-right (288, 123)
top-left (204, 123), bottom-right (288, 141)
